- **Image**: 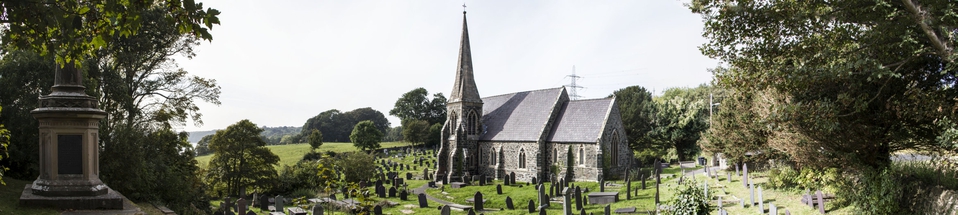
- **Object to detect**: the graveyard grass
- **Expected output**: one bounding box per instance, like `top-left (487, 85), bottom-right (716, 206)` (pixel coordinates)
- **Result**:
top-left (709, 169), bottom-right (856, 215)
top-left (195, 141), bottom-right (411, 169)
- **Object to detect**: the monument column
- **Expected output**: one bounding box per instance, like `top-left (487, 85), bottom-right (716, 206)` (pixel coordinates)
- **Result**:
top-left (20, 62), bottom-right (124, 209)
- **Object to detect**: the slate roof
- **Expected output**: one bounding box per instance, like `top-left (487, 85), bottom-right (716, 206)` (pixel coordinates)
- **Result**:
top-left (546, 98), bottom-right (613, 143)
top-left (479, 87), bottom-right (564, 141)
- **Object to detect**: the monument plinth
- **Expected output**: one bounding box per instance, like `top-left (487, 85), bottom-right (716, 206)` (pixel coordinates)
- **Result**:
top-left (19, 63), bottom-right (124, 210)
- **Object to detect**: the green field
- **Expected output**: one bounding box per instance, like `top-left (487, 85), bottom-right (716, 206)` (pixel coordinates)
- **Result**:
top-left (195, 142), bottom-right (412, 169)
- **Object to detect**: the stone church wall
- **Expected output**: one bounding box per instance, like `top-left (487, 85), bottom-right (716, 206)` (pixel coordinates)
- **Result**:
top-left (600, 102), bottom-right (633, 178)
top-left (478, 141), bottom-right (540, 182)
top-left (551, 143), bottom-right (603, 182)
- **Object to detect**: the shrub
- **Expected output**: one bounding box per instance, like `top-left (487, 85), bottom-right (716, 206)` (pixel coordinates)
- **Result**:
top-left (843, 168), bottom-right (903, 215)
top-left (767, 165), bottom-right (800, 190)
top-left (668, 178), bottom-right (710, 215)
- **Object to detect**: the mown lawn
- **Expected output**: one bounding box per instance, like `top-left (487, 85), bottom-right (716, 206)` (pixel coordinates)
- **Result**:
top-left (195, 142), bottom-right (411, 169)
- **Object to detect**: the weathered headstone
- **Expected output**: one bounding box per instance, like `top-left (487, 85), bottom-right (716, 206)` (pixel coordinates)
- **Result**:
top-left (417, 193), bottom-right (429, 208)
top-left (718, 196), bottom-right (723, 208)
top-left (467, 208), bottom-right (476, 215)
top-left (531, 177), bottom-right (537, 184)
top-left (743, 163), bottom-right (749, 187)
top-left (528, 199), bottom-right (536, 213)
top-left (604, 204), bottom-right (611, 215)
top-left (472, 191), bottom-right (484, 211)
top-left (441, 205), bottom-right (451, 215)
top-left (787, 209), bottom-right (791, 215)
top-left (641, 174), bottom-right (646, 190)
top-left (770, 203), bottom-right (777, 215)
top-left (407, 172), bottom-right (413, 180)
top-left (599, 179), bottom-right (605, 192)
top-left (550, 183), bottom-right (556, 197)
top-left (275, 195), bottom-right (285, 212)
top-left (236, 198), bottom-right (247, 214)
top-left (389, 186), bottom-right (397, 197)
top-left (727, 172), bottom-right (732, 182)
top-left (574, 186), bottom-right (582, 211)
top-left (816, 190), bottom-right (826, 214)
top-left (758, 185), bottom-right (764, 212)
top-left (497, 184), bottom-right (503, 195)
top-left (510, 172), bottom-right (516, 184)
top-left (373, 205), bottom-right (382, 215)
top-left (625, 171), bottom-right (631, 200)
top-left (505, 196), bottom-right (515, 210)
top-left (259, 195), bottom-right (269, 211)
top-left (400, 189), bottom-right (409, 201)
top-left (312, 204), bottom-right (324, 215)
top-left (563, 188), bottom-right (573, 215)
top-left (224, 197), bottom-right (233, 212)
top-left (749, 182), bottom-right (755, 206)
top-left (538, 184), bottom-right (546, 207)
top-left (735, 163), bottom-right (739, 176)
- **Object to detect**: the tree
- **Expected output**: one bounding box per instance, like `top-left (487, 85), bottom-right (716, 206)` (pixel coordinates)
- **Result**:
top-left (333, 152), bottom-right (377, 183)
top-left (0, 106), bottom-right (9, 185)
top-left (0, 50), bottom-right (55, 180)
top-left (565, 145), bottom-right (574, 182)
top-left (401, 119), bottom-right (430, 145)
top-left (302, 108), bottom-right (390, 142)
top-left (651, 86), bottom-right (710, 161)
top-left (690, 0), bottom-right (958, 168)
top-left (390, 88), bottom-right (447, 125)
top-left (350, 120), bottom-right (383, 151)
top-left (0, 0), bottom-right (219, 65)
top-left (206, 120), bottom-right (280, 197)
top-left (195, 134), bottom-right (214, 156)
top-left (426, 123), bottom-right (443, 147)
top-left (383, 126), bottom-right (403, 142)
top-left (611, 86), bottom-right (663, 161)
top-left (308, 129), bottom-right (323, 150)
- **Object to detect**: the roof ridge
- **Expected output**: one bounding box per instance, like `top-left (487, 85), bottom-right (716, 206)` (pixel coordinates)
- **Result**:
top-left (480, 86), bottom-right (564, 100)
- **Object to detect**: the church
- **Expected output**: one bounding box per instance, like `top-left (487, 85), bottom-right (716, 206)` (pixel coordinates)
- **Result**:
top-left (434, 11), bottom-right (632, 183)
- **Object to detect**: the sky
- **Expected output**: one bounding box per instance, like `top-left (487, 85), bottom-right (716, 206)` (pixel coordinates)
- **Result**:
top-left (176, 0), bottom-right (720, 132)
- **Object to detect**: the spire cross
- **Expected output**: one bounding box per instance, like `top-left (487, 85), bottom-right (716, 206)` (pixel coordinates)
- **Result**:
top-left (462, 4), bottom-right (467, 12)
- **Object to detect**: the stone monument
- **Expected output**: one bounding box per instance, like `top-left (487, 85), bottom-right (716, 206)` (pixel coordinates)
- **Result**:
top-left (19, 63), bottom-right (125, 209)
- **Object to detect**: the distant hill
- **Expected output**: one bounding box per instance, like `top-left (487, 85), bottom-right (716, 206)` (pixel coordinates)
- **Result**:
top-left (187, 126), bottom-right (302, 144)
top-left (187, 130), bottom-right (217, 143)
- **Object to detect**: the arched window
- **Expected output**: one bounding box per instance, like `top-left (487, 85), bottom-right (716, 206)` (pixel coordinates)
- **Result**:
top-left (449, 111), bottom-right (458, 131)
top-left (467, 110), bottom-right (480, 135)
top-left (610, 131), bottom-right (620, 167)
top-left (579, 147), bottom-right (584, 165)
top-left (519, 148), bottom-right (526, 169)
top-left (490, 148), bottom-right (496, 165)
top-left (554, 148), bottom-right (558, 164)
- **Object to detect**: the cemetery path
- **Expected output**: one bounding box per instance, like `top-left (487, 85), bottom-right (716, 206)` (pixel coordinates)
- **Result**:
top-left (411, 184), bottom-right (456, 206)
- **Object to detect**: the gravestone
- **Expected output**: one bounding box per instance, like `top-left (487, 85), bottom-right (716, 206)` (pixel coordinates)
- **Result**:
top-left (479, 175), bottom-right (486, 186)
top-left (473, 191), bottom-right (484, 211)
top-left (718, 196), bottom-right (723, 208)
top-left (816, 190), bottom-right (825, 214)
top-left (641, 174), bottom-right (646, 190)
top-left (312, 204), bottom-right (324, 215)
top-left (735, 164), bottom-right (739, 176)
top-left (787, 209), bottom-right (791, 215)
top-left (417, 193), bottom-right (429, 208)
top-left (743, 163), bottom-right (749, 187)
top-left (504, 176), bottom-right (511, 185)
top-left (740, 199), bottom-right (745, 208)
top-left (400, 189), bottom-right (408, 201)
top-left (625, 170), bottom-right (631, 200)
top-left (727, 172), bottom-right (731, 182)
top-left (497, 184), bottom-right (503, 195)
top-left (574, 186), bottom-right (582, 210)
top-left (505, 196), bottom-right (514, 210)
top-left (424, 168), bottom-right (430, 180)
top-left (604, 204), bottom-right (611, 215)
top-left (538, 184), bottom-right (547, 207)
top-left (441, 205), bottom-right (451, 215)
top-left (467, 209), bottom-right (476, 215)
top-left (599, 179), bottom-right (605, 192)
top-left (580, 208), bottom-right (586, 215)
top-left (236, 198), bottom-right (247, 214)
top-left (407, 172), bottom-right (413, 180)
top-left (563, 188), bottom-right (572, 215)
top-left (224, 197), bottom-right (233, 212)
top-left (389, 186), bottom-right (397, 197)
top-left (510, 172), bottom-right (516, 184)
top-left (770, 203), bottom-right (777, 215)
top-left (532, 177), bottom-right (537, 184)
top-left (373, 205), bottom-right (382, 215)
top-left (528, 199), bottom-right (536, 213)
top-left (259, 195), bottom-right (269, 211)
top-left (377, 185), bottom-right (386, 198)
top-left (749, 182), bottom-right (755, 206)
top-left (758, 185), bottom-right (764, 212)
top-left (550, 184), bottom-right (556, 197)
top-left (275, 195), bottom-right (284, 212)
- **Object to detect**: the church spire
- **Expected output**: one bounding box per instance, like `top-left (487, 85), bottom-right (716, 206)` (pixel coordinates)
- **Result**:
top-left (449, 9), bottom-right (482, 104)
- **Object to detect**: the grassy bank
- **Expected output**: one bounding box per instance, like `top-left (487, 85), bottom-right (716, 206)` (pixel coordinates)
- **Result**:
top-left (195, 141), bottom-right (411, 169)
